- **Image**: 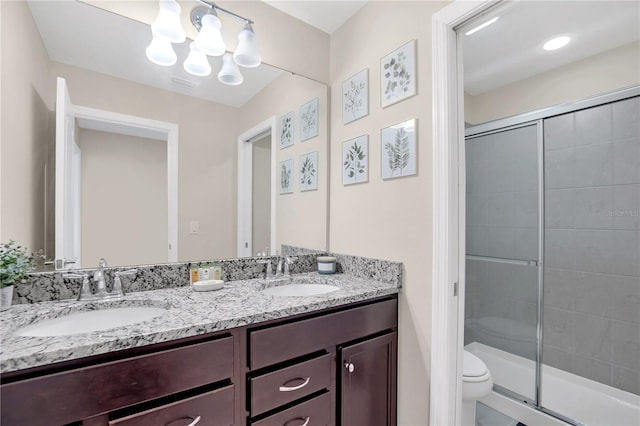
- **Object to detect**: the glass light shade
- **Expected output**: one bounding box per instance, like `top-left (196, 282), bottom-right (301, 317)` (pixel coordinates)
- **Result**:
top-left (218, 53), bottom-right (243, 85)
top-left (195, 13), bottom-right (226, 56)
top-left (233, 24), bottom-right (261, 68)
top-left (183, 42), bottom-right (212, 77)
top-left (151, 0), bottom-right (186, 43)
top-left (146, 36), bottom-right (177, 66)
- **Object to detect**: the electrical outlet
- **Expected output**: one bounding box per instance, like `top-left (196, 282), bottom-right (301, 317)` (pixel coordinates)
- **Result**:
top-left (190, 221), bottom-right (199, 234)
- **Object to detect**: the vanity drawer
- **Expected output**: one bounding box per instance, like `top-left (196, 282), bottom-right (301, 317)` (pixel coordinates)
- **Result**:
top-left (109, 384), bottom-right (234, 425)
top-left (249, 298), bottom-right (397, 369)
top-left (251, 392), bottom-right (331, 426)
top-left (1, 335), bottom-right (233, 426)
top-left (250, 353), bottom-right (331, 416)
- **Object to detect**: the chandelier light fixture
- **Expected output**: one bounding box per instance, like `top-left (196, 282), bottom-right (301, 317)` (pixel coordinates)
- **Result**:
top-left (145, 0), bottom-right (261, 84)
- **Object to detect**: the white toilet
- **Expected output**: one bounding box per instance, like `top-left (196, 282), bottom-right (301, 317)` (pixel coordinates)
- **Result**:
top-left (462, 350), bottom-right (493, 426)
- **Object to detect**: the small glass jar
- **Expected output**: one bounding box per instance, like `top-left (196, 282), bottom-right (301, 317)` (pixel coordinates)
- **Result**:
top-left (317, 256), bottom-right (337, 274)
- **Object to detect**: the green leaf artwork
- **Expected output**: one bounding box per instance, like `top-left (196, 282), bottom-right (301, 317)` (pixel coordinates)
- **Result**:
top-left (280, 113), bottom-right (293, 148)
top-left (343, 143), bottom-right (366, 179)
top-left (344, 80), bottom-right (366, 119)
top-left (381, 41), bottom-right (415, 107)
top-left (384, 128), bottom-right (410, 176)
top-left (383, 51), bottom-right (411, 101)
top-left (280, 162), bottom-right (291, 193)
top-left (301, 100), bottom-right (318, 140)
top-left (343, 70), bottom-right (368, 124)
top-left (300, 157), bottom-right (316, 185)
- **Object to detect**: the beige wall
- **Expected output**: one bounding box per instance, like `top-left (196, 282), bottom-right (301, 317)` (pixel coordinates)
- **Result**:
top-left (252, 135), bottom-right (271, 253)
top-left (79, 129), bottom-right (167, 267)
top-left (465, 41), bottom-right (640, 125)
top-left (83, 0), bottom-right (330, 84)
top-left (240, 73), bottom-right (328, 253)
top-left (0, 0), bottom-right (52, 253)
top-left (50, 61), bottom-right (240, 263)
top-left (329, 2), bottom-right (448, 424)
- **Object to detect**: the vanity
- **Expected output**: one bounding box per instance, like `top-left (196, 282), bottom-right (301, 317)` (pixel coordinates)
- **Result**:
top-left (0, 266), bottom-right (400, 426)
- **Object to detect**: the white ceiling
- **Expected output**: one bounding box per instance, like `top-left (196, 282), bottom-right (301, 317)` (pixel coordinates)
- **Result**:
top-left (462, 1), bottom-right (640, 96)
top-left (29, 1), bottom-right (638, 104)
top-left (28, 1), bottom-right (284, 108)
top-left (263, 0), bottom-right (368, 34)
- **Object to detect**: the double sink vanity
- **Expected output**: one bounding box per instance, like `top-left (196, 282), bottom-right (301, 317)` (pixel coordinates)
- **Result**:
top-left (0, 253), bottom-right (401, 426)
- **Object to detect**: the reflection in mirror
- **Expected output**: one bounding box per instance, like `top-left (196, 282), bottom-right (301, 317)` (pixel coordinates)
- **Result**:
top-left (1, 0), bottom-right (328, 269)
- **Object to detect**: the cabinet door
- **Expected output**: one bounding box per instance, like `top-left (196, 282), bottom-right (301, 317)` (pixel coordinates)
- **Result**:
top-left (339, 332), bottom-right (397, 426)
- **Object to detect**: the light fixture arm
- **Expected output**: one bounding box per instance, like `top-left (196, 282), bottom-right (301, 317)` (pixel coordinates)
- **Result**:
top-left (195, 0), bottom-right (253, 25)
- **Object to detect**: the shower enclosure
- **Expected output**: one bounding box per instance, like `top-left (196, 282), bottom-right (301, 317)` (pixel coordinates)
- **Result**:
top-left (464, 87), bottom-right (640, 426)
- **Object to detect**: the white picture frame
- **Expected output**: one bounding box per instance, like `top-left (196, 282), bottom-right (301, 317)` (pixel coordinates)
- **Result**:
top-left (279, 111), bottom-right (295, 149)
top-left (342, 68), bottom-right (369, 124)
top-left (300, 98), bottom-right (319, 141)
top-left (279, 159), bottom-right (293, 194)
top-left (380, 40), bottom-right (417, 108)
top-left (299, 151), bottom-right (319, 191)
top-left (342, 135), bottom-right (369, 185)
top-left (381, 119), bottom-right (417, 179)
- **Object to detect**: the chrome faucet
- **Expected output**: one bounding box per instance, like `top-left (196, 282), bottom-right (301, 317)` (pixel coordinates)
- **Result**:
top-left (93, 258), bottom-right (109, 297)
top-left (257, 258), bottom-right (276, 280)
top-left (64, 258), bottom-right (137, 301)
top-left (283, 256), bottom-right (298, 277)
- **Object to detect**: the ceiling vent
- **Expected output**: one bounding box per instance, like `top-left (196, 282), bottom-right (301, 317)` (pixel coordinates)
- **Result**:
top-left (170, 76), bottom-right (199, 88)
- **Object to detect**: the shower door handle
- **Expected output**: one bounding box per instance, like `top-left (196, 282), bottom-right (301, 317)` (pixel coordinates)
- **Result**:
top-left (465, 255), bottom-right (538, 267)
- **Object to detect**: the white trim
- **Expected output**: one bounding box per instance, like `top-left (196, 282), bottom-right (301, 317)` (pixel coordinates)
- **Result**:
top-left (72, 105), bottom-right (179, 263)
top-left (237, 116), bottom-right (277, 258)
top-left (430, 2), bottom-right (496, 425)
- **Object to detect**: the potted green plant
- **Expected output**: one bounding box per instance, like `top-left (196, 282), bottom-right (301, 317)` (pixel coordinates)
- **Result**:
top-left (0, 241), bottom-right (42, 310)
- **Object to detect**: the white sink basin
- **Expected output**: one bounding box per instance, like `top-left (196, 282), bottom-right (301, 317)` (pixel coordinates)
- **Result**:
top-left (261, 283), bottom-right (340, 297)
top-left (15, 307), bottom-right (167, 337)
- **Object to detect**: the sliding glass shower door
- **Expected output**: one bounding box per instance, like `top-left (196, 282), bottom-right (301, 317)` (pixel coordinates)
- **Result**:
top-left (464, 90), bottom-right (640, 426)
top-left (465, 122), bottom-right (542, 403)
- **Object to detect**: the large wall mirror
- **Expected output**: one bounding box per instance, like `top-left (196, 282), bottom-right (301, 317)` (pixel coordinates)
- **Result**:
top-left (1, 0), bottom-right (329, 269)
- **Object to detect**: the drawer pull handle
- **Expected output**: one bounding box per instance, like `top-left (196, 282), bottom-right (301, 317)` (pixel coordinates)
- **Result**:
top-left (165, 415), bottom-right (201, 426)
top-left (284, 416), bottom-right (310, 426)
top-left (279, 376), bottom-right (311, 392)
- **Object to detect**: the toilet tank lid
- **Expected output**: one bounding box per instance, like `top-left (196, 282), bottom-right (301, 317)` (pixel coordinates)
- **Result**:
top-left (463, 351), bottom-right (488, 377)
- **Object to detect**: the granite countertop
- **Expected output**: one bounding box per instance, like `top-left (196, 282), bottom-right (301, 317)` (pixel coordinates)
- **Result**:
top-left (0, 272), bottom-right (400, 374)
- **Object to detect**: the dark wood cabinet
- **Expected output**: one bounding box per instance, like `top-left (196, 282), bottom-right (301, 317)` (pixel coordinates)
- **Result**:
top-left (107, 385), bottom-right (235, 426)
top-left (1, 334), bottom-right (235, 426)
top-left (247, 297), bottom-right (398, 426)
top-left (339, 332), bottom-right (398, 426)
top-left (1, 295), bottom-right (398, 426)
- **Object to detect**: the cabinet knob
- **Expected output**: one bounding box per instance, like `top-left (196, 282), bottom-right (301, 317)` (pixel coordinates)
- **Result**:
top-left (344, 362), bottom-right (355, 373)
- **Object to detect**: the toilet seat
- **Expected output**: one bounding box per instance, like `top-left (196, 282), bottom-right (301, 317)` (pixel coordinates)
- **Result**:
top-left (463, 351), bottom-right (491, 383)
top-left (463, 351), bottom-right (487, 377)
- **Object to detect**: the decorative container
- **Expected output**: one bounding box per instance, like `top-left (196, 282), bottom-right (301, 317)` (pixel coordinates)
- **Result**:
top-left (317, 256), bottom-right (337, 275)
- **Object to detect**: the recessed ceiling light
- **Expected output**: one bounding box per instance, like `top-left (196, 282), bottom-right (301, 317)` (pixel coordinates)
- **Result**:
top-left (465, 16), bottom-right (499, 36)
top-left (543, 36), bottom-right (571, 51)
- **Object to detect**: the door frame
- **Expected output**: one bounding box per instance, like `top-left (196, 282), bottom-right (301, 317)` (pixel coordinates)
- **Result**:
top-left (430, 1), bottom-right (495, 425)
top-left (72, 105), bottom-right (179, 264)
top-left (237, 116), bottom-right (277, 258)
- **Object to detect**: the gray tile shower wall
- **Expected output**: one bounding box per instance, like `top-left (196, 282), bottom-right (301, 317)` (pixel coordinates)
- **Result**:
top-left (542, 96), bottom-right (640, 395)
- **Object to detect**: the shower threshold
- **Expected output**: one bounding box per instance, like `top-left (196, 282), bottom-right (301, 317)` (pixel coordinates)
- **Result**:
top-left (466, 342), bottom-right (640, 426)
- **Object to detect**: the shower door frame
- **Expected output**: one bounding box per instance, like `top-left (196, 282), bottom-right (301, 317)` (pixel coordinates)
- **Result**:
top-left (465, 119), bottom-right (545, 410)
top-left (463, 87), bottom-right (640, 426)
